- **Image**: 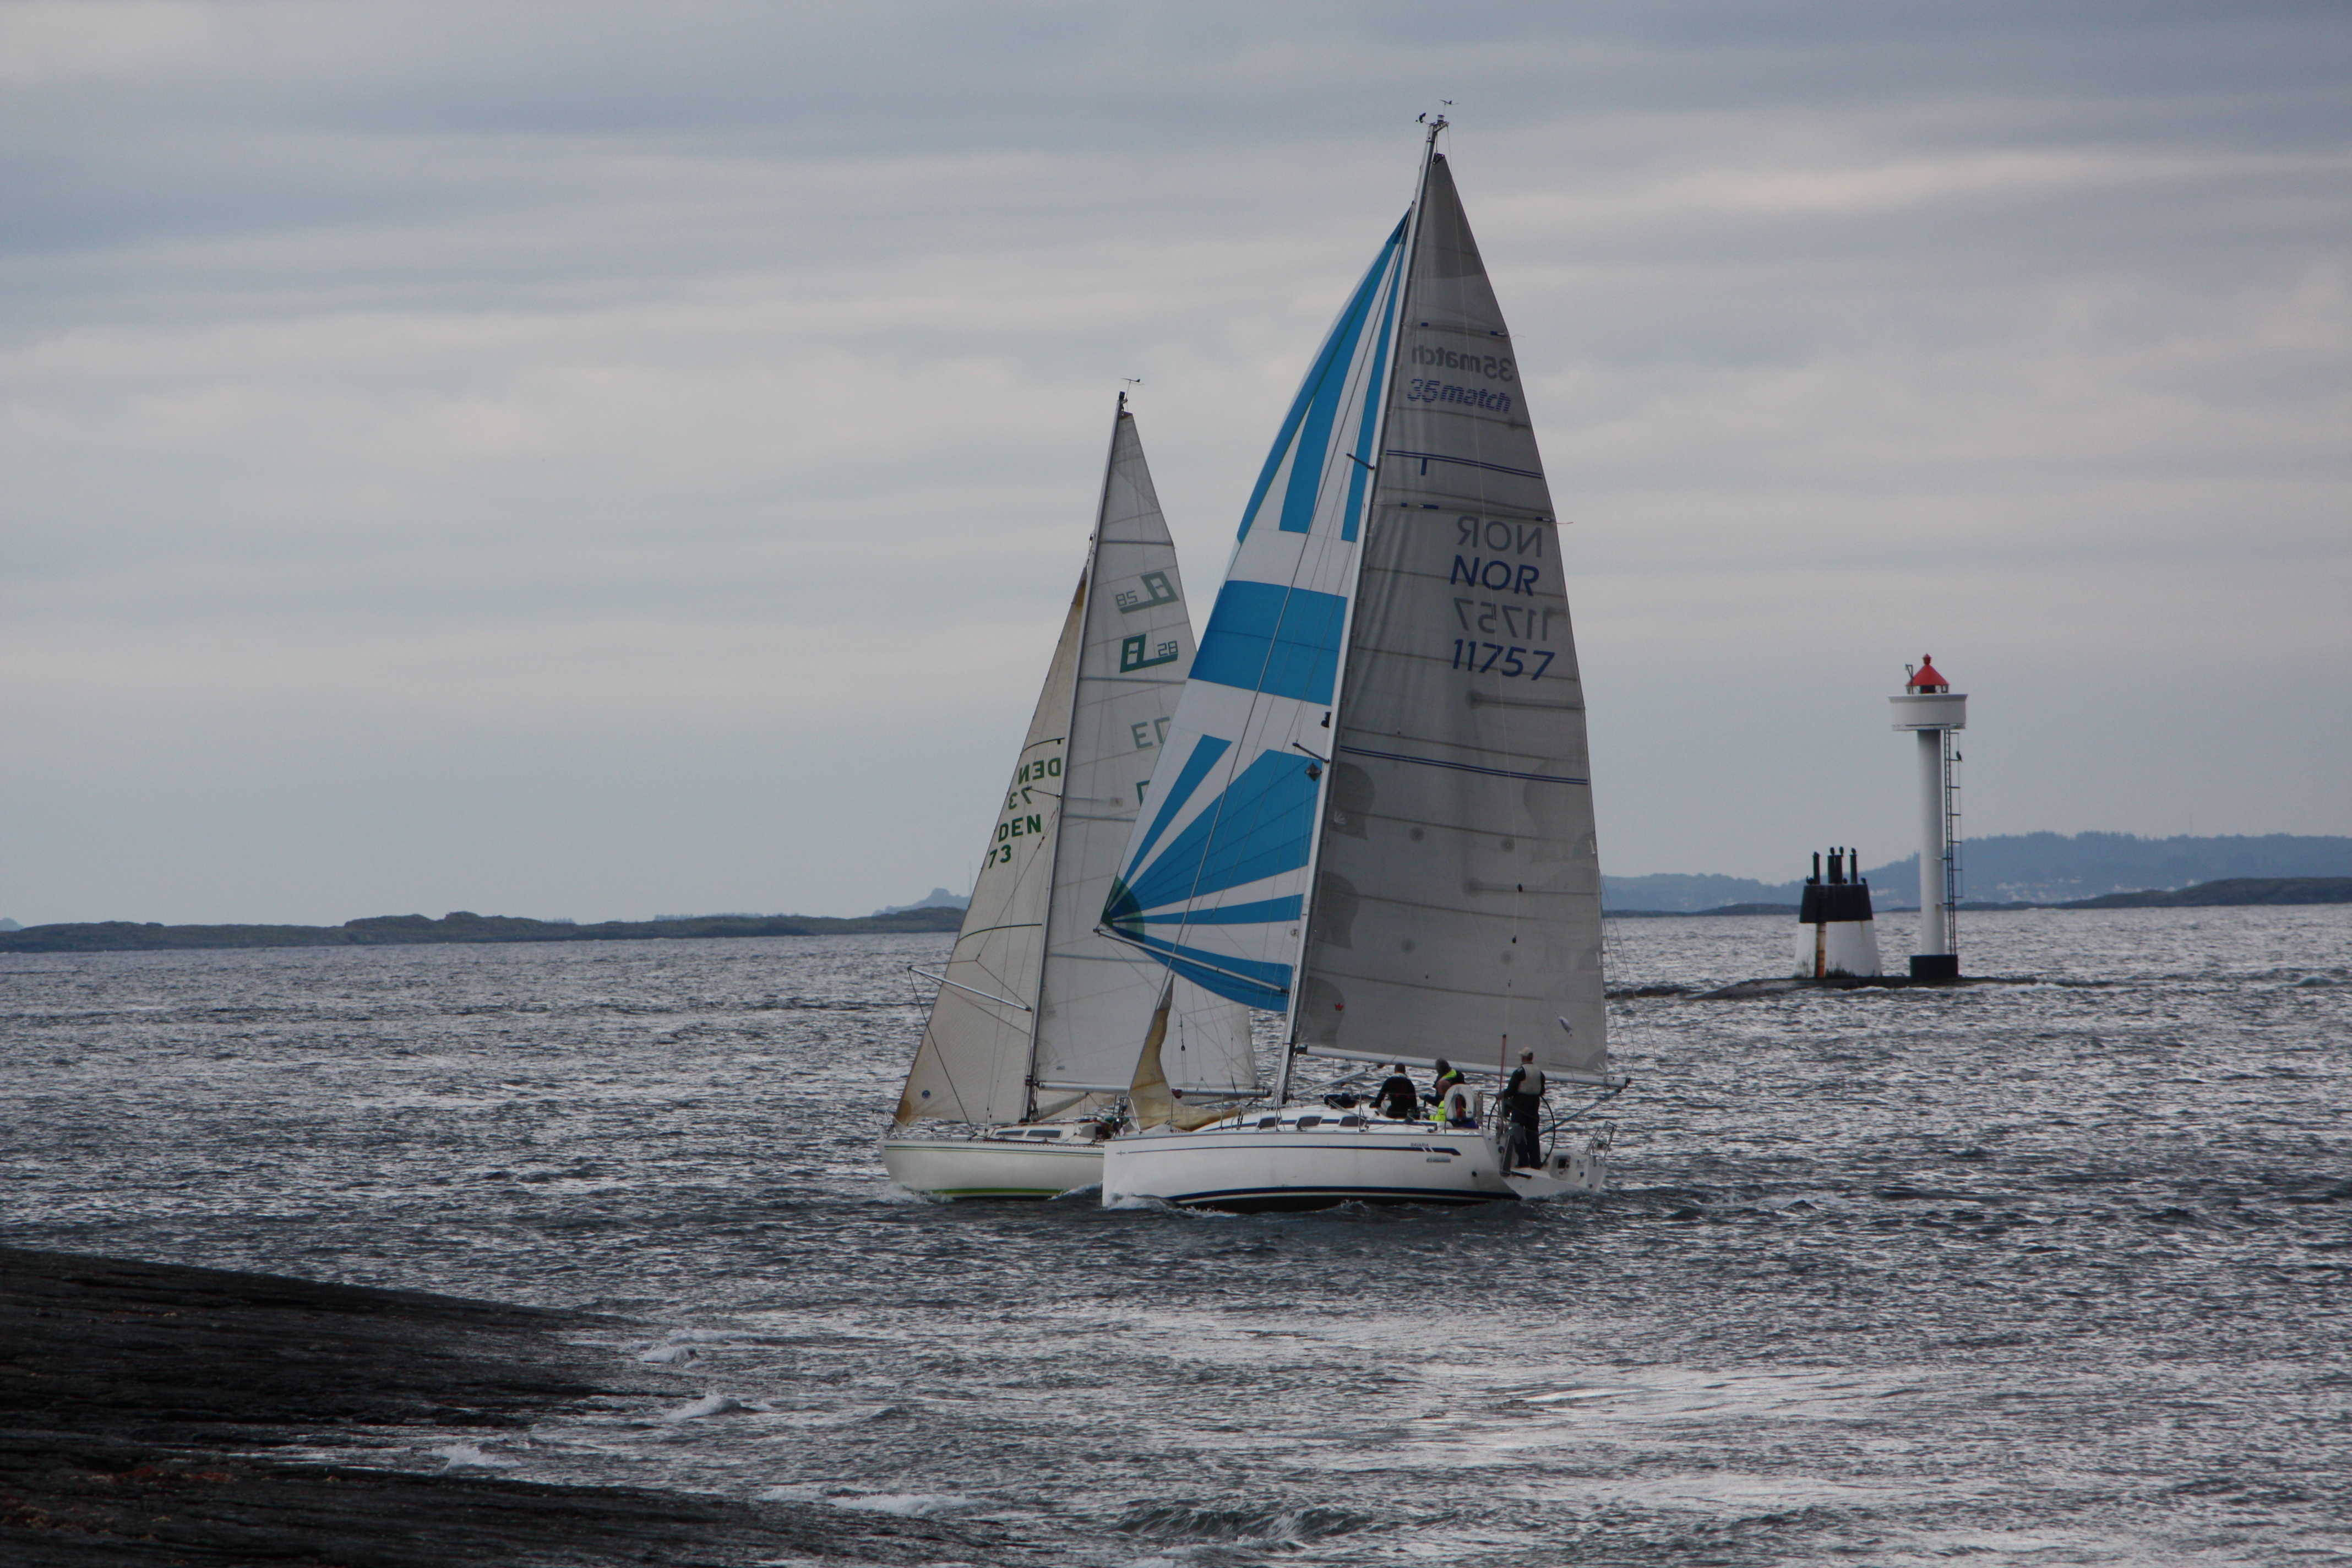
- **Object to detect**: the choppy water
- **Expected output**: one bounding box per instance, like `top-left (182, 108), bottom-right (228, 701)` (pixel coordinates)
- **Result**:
top-left (3, 907), bottom-right (2347, 1566)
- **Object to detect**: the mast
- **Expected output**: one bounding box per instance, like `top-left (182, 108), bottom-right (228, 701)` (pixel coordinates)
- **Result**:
top-left (1006, 399), bottom-right (1114, 1123)
top-left (1020, 393), bottom-right (1132, 1120)
top-left (1274, 119), bottom-right (1445, 1108)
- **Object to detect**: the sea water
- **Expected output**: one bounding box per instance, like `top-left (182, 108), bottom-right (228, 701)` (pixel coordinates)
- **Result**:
top-left (2, 907), bottom-right (2346, 1565)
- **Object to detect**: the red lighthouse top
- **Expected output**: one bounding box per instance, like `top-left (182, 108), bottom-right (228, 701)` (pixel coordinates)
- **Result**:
top-left (1906, 655), bottom-right (1948, 694)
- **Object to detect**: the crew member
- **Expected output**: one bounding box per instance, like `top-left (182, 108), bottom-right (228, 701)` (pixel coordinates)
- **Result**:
top-left (1427, 1059), bottom-right (1465, 1119)
top-left (1373, 1065), bottom-right (1418, 1120)
top-left (1501, 1048), bottom-right (1547, 1167)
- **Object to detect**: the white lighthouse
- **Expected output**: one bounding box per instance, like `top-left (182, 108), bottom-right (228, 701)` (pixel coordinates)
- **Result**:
top-left (1890, 655), bottom-right (1966, 981)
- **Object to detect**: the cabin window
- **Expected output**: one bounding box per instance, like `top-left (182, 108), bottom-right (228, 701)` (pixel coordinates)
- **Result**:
top-left (1257, 1115), bottom-right (1281, 1130)
top-left (1026, 1130), bottom-right (1056, 1140)
top-left (1338, 1115), bottom-right (1362, 1128)
top-left (1296, 1115), bottom-right (1323, 1130)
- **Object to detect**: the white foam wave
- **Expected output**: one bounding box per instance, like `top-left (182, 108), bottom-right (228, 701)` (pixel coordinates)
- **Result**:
top-left (1566, 1471), bottom-right (1919, 1513)
top-left (828, 1491), bottom-right (968, 1516)
top-left (638, 1343), bottom-right (698, 1364)
top-left (872, 1181), bottom-right (942, 1205)
top-left (665, 1392), bottom-right (752, 1420)
top-left (1101, 1193), bottom-right (1233, 1218)
top-left (431, 1442), bottom-right (513, 1468)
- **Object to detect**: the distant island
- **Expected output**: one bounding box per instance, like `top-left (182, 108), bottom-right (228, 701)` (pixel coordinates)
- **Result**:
top-left (8, 850), bottom-right (2348, 955)
top-left (2055, 877), bottom-right (2351, 909)
top-left (1604, 832), bottom-right (2352, 912)
top-left (0, 906), bottom-right (965, 956)
top-left (1606, 877), bottom-right (2352, 918)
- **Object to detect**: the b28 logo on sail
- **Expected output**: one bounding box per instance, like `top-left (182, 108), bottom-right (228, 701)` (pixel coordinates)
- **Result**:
top-left (1120, 634), bottom-right (1179, 672)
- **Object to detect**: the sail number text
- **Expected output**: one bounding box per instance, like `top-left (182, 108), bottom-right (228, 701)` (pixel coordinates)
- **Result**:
top-left (1450, 640), bottom-right (1555, 679)
top-left (986, 755), bottom-right (1060, 867)
top-left (1446, 514), bottom-right (1558, 680)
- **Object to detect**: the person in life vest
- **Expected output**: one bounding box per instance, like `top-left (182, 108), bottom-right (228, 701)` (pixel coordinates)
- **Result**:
top-left (1426, 1060), bottom-right (1465, 1119)
top-left (1501, 1048), bottom-right (1547, 1167)
top-left (1373, 1065), bottom-right (1418, 1121)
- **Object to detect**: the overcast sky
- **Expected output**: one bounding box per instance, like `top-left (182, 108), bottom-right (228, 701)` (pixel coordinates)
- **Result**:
top-left (4, 1), bottom-right (2346, 925)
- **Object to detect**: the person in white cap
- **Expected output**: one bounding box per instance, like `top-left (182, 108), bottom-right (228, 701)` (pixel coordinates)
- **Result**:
top-left (1501, 1048), bottom-right (1547, 1168)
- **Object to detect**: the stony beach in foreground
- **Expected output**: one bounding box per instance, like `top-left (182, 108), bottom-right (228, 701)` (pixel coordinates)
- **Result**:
top-left (0, 1245), bottom-right (986, 1567)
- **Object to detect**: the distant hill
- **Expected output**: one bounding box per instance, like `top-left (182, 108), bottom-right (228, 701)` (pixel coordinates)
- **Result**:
top-left (1605, 832), bottom-right (2352, 912)
top-left (2060, 877), bottom-right (2352, 909)
top-left (0, 907), bottom-right (965, 955)
top-left (871, 887), bottom-right (968, 917)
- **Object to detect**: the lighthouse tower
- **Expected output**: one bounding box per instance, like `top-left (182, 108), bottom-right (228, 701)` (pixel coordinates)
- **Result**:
top-left (1890, 656), bottom-right (1966, 981)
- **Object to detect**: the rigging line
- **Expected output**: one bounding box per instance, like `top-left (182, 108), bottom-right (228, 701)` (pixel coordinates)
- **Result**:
top-left (951, 921), bottom-right (1044, 944)
top-left (908, 966), bottom-right (1034, 1013)
top-left (905, 970), bottom-right (974, 1122)
top-left (1548, 1075), bottom-right (1630, 1129)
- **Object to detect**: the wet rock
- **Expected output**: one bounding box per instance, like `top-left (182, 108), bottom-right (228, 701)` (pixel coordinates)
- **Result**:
top-left (0, 1246), bottom-right (991, 1567)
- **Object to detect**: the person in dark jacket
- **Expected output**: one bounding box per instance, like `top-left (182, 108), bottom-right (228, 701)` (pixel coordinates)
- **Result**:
top-left (1373, 1066), bottom-right (1418, 1121)
top-left (1501, 1048), bottom-right (1547, 1167)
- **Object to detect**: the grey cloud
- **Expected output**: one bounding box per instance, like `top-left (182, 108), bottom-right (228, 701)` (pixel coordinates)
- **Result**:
top-left (2, 1), bottom-right (2345, 923)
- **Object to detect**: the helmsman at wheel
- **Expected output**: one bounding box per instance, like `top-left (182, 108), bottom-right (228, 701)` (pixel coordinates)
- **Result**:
top-left (1501, 1049), bottom-right (1546, 1169)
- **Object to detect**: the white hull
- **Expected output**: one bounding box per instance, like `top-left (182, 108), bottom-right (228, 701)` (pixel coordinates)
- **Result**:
top-left (881, 1126), bottom-right (1104, 1200)
top-left (1099, 1112), bottom-right (1606, 1212)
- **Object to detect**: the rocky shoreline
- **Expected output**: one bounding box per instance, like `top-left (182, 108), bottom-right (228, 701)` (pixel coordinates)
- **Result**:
top-left (0, 1245), bottom-right (988, 1567)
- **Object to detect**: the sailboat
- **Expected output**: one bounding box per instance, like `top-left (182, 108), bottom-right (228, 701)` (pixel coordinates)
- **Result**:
top-left (1096, 124), bottom-right (1620, 1211)
top-left (881, 396), bottom-right (1257, 1199)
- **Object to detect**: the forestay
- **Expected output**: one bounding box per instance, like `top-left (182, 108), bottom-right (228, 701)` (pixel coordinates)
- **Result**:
top-left (1302, 155), bottom-right (1607, 1082)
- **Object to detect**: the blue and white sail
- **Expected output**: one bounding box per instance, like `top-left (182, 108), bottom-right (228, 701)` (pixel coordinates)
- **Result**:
top-left (1101, 220), bottom-right (1409, 1012)
top-left (1106, 142), bottom-right (1608, 1088)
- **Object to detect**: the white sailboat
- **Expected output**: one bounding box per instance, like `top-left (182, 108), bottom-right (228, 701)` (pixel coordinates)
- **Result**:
top-left (1097, 126), bottom-right (1621, 1211)
top-left (883, 396), bottom-right (1257, 1199)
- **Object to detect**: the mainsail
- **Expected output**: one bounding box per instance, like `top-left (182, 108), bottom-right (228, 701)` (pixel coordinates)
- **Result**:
top-left (1103, 142), bottom-right (1608, 1085)
top-left (1303, 154), bottom-right (1606, 1081)
top-left (897, 403), bottom-right (1252, 1125)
